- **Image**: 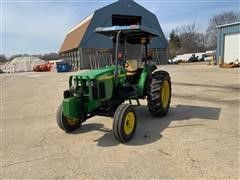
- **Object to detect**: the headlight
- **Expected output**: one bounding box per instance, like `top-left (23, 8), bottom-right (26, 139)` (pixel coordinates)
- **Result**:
top-left (74, 79), bottom-right (78, 88)
top-left (70, 78), bottom-right (77, 91)
top-left (72, 78), bottom-right (82, 89)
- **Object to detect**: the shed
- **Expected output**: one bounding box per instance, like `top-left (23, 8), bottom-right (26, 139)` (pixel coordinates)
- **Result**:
top-left (216, 22), bottom-right (240, 64)
top-left (59, 0), bottom-right (168, 69)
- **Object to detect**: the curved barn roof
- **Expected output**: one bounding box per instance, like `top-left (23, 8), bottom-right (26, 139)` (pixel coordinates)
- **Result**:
top-left (59, 14), bottom-right (93, 53)
top-left (59, 0), bottom-right (167, 53)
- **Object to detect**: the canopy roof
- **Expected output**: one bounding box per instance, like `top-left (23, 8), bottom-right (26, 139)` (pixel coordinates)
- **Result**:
top-left (95, 25), bottom-right (160, 37)
top-left (95, 25), bottom-right (160, 44)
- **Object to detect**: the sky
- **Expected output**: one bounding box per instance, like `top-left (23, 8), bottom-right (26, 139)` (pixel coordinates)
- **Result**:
top-left (1, 0), bottom-right (239, 56)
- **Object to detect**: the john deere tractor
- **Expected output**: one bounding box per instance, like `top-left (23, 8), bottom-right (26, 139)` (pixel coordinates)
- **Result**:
top-left (56, 25), bottom-right (171, 143)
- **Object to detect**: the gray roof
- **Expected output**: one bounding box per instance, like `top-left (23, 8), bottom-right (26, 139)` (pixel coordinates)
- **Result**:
top-left (217, 22), bottom-right (240, 28)
top-left (60, 0), bottom-right (168, 53)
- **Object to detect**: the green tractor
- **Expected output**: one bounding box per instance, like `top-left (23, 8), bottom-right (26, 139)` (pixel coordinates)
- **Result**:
top-left (57, 25), bottom-right (171, 143)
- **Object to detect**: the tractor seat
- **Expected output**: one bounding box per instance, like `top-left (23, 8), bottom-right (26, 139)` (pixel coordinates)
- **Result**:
top-left (125, 59), bottom-right (140, 76)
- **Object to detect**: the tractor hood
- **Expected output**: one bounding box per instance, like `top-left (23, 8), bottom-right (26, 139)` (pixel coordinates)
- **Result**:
top-left (74, 66), bottom-right (124, 79)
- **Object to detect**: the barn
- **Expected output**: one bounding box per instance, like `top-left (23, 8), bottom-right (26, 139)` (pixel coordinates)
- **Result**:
top-left (59, 0), bottom-right (168, 70)
top-left (216, 22), bottom-right (240, 64)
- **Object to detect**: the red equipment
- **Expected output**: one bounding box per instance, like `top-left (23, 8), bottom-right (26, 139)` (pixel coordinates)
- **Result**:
top-left (33, 63), bottom-right (53, 72)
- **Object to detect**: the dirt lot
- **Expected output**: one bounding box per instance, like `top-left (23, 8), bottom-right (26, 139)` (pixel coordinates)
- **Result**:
top-left (1, 64), bottom-right (239, 179)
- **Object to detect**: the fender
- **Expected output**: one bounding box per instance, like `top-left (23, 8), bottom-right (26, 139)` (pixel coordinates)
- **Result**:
top-left (137, 64), bottom-right (156, 96)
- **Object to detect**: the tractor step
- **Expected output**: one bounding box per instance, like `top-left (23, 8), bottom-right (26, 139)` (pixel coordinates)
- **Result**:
top-left (129, 99), bottom-right (140, 106)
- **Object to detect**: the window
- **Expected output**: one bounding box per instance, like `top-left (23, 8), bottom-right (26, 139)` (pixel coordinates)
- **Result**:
top-left (112, 15), bottom-right (141, 26)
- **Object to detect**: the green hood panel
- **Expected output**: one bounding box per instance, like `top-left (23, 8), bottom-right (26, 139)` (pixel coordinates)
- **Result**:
top-left (74, 66), bottom-right (124, 79)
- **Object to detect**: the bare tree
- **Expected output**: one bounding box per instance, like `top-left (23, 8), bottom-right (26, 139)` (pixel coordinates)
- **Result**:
top-left (168, 30), bottom-right (181, 58)
top-left (0, 54), bottom-right (7, 62)
top-left (206, 11), bottom-right (240, 49)
top-left (9, 54), bottom-right (30, 61)
top-left (175, 23), bottom-right (206, 54)
top-left (41, 53), bottom-right (60, 60)
top-left (6, 53), bottom-right (60, 61)
top-left (196, 33), bottom-right (208, 52)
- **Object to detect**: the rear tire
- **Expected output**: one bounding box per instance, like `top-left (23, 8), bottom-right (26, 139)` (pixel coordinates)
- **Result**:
top-left (113, 104), bottom-right (137, 143)
top-left (147, 71), bottom-right (171, 117)
top-left (56, 104), bottom-right (82, 132)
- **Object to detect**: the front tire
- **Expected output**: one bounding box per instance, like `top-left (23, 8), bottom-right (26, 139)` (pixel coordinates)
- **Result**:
top-left (147, 71), bottom-right (171, 117)
top-left (56, 104), bottom-right (82, 132)
top-left (113, 104), bottom-right (137, 143)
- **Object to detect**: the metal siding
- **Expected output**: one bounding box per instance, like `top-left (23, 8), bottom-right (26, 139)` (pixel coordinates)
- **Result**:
top-left (217, 23), bottom-right (240, 64)
top-left (216, 29), bottom-right (221, 64)
top-left (220, 30), bottom-right (224, 63)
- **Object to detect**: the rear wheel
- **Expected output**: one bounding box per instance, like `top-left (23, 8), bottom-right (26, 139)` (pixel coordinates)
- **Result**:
top-left (56, 104), bottom-right (82, 132)
top-left (113, 104), bottom-right (137, 143)
top-left (147, 71), bottom-right (171, 117)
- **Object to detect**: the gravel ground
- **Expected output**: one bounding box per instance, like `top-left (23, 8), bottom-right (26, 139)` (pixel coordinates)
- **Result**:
top-left (1, 64), bottom-right (239, 179)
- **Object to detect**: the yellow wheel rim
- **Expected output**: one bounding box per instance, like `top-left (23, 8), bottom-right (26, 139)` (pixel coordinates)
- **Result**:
top-left (161, 80), bottom-right (170, 108)
top-left (124, 112), bottom-right (135, 135)
top-left (67, 118), bottom-right (78, 126)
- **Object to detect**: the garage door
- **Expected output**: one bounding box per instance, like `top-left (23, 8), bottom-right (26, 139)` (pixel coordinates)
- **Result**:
top-left (224, 33), bottom-right (240, 63)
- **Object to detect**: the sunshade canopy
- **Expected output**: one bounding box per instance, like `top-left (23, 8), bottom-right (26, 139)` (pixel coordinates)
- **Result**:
top-left (95, 25), bottom-right (160, 44)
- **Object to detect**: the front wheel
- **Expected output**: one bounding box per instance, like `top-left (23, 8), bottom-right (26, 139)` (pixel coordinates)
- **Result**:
top-left (113, 104), bottom-right (137, 143)
top-left (56, 104), bottom-right (82, 132)
top-left (147, 70), bottom-right (171, 117)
